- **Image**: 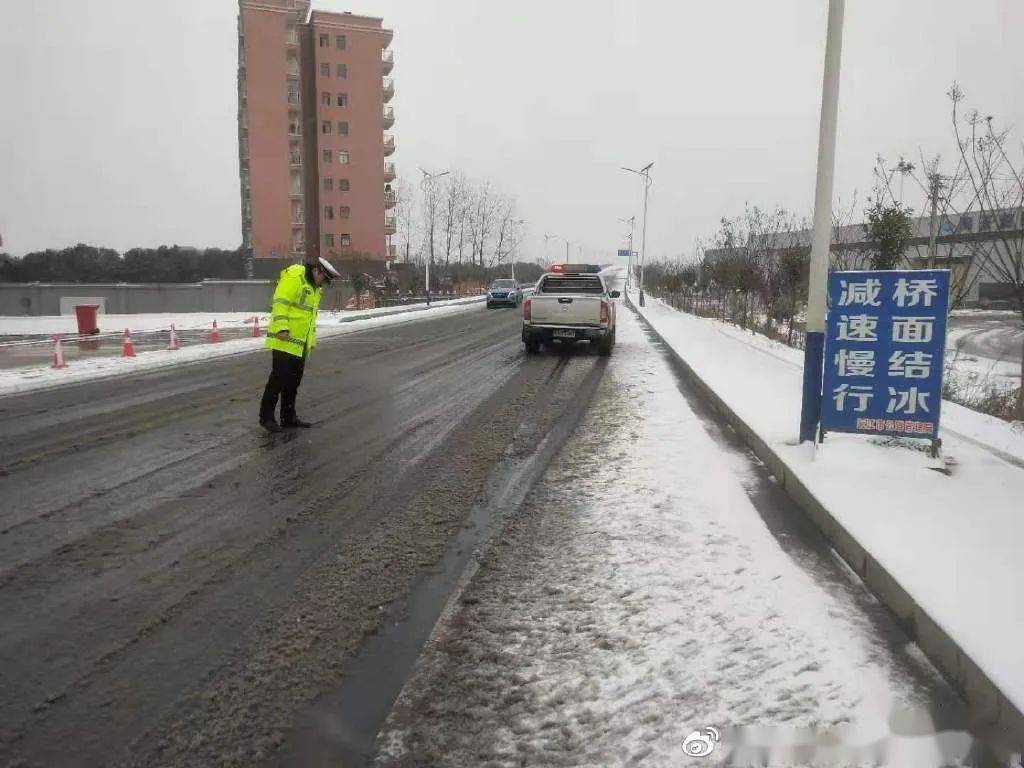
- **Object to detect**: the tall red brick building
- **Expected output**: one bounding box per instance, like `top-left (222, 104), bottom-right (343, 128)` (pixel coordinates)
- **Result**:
top-left (237, 0), bottom-right (395, 275)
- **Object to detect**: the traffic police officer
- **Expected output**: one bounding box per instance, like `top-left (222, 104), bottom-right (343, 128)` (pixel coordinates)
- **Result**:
top-left (259, 257), bottom-right (340, 431)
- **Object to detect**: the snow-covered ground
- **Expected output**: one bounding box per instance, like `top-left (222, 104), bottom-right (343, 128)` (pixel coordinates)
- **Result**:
top-left (0, 297), bottom-right (484, 338)
top-left (631, 295), bottom-right (1024, 729)
top-left (375, 309), bottom-right (981, 767)
top-left (945, 316), bottom-right (1023, 396)
top-left (0, 298), bottom-right (484, 397)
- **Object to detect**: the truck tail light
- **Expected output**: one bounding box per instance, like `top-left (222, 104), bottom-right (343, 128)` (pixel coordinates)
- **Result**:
top-left (523, 298), bottom-right (532, 322)
top-left (600, 300), bottom-right (609, 324)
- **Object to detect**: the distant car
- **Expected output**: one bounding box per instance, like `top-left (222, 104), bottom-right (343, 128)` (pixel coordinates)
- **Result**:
top-left (486, 279), bottom-right (521, 308)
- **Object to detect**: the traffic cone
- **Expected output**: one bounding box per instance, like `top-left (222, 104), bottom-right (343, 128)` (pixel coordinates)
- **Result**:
top-left (168, 324), bottom-right (181, 350)
top-left (251, 315), bottom-right (260, 338)
top-left (122, 328), bottom-right (136, 358)
top-left (51, 336), bottom-right (68, 369)
top-left (211, 320), bottom-right (221, 344)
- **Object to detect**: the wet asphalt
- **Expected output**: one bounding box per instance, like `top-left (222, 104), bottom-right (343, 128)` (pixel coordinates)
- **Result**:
top-left (0, 304), bottom-right (609, 767)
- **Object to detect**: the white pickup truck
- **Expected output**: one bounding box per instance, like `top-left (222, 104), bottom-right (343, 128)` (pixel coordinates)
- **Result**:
top-left (521, 264), bottom-right (620, 356)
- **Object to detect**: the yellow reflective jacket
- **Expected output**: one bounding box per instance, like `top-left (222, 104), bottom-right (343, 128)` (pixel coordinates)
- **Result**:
top-left (265, 264), bottom-right (322, 357)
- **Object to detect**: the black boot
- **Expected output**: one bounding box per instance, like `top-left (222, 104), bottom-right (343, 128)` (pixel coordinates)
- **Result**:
top-left (281, 416), bottom-right (312, 428)
top-left (260, 419), bottom-right (283, 432)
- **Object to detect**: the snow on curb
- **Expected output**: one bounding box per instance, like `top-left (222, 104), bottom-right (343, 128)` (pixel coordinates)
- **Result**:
top-left (628, 292), bottom-right (1024, 751)
top-left (0, 298), bottom-right (484, 397)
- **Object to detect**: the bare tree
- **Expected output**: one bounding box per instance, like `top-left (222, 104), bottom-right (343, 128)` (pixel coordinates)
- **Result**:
top-left (490, 195), bottom-right (518, 268)
top-left (420, 172), bottom-right (444, 269)
top-left (393, 179), bottom-right (418, 264)
top-left (949, 83), bottom-right (1024, 416)
top-left (467, 181), bottom-right (497, 267)
top-left (441, 172), bottom-right (468, 270)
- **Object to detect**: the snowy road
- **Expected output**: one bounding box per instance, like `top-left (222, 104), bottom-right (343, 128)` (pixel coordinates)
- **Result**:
top-left (0, 305), bottom-right (607, 767)
top-left (948, 311), bottom-right (1024, 364)
top-left (375, 308), bottom-right (982, 767)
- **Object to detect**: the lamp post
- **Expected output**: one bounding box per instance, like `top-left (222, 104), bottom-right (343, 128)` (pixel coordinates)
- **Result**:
top-left (799, 0), bottom-right (845, 444)
top-left (543, 233), bottom-right (557, 266)
top-left (622, 162), bottom-right (653, 305)
top-left (510, 218), bottom-right (525, 282)
top-left (419, 168), bottom-right (450, 305)
top-left (619, 216), bottom-right (635, 290)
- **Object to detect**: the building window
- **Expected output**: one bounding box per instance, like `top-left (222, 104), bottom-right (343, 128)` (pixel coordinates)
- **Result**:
top-left (321, 92), bottom-right (331, 106)
top-left (337, 93), bottom-right (348, 107)
top-left (320, 62), bottom-right (329, 77)
top-left (325, 234), bottom-right (334, 248)
top-left (322, 149), bottom-right (332, 163)
top-left (336, 34), bottom-right (346, 49)
top-left (325, 205), bottom-right (334, 220)
top-left (322, 120), bottom-right (331, 134)
top-left (324, 178), bottom-right (334, 191)
top-left (338, 151), bottom-right (349, 164)
top-left (340, 234), bottom-right (351, 247)
top-left (338, 121), bottom-right (348, 135)
top-left (288, 119), bottom-right (301, 136)
top-left (336, 63), bottom-right (347, 78)
top-left (958, 215), bottom-right (974, 233)
top-left (287, 79), bottom-right (299, 105)
top-left (339, 178), bottom-right (350, 191)
top-left (998, 210), bottom-right (1017, 230)
top-left (339, 206), bottom-right (351, 219)
top-left (319, 33), bottom-right (329, 47)
top-left (980, 213), bottom-right (995, 231)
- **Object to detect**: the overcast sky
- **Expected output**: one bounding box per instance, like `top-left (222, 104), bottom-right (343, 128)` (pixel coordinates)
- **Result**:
top-left (1, 0), bottom-right (1021, 262)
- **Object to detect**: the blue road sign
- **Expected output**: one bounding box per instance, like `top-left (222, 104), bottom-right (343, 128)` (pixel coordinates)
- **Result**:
top-left (617, 249), bottom-right (631, 259)
top-left (821, 270), bottom-right (950, 440)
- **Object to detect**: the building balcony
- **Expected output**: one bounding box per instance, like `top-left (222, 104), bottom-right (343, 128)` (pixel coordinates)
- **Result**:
top-left (382, 77), bottom-right (395, 102)
top-left (289, 154), bottom-right (303, 167)
top-left (385, 216), bottom-right (397, 235)
top-left (384, 189), bottom-right (397, 209)
top-left (382, 48), bottom-right (394, 75)
top-left (383, 105), bottom-right (395, 129)
top-left (383, 133), bottom-right (396, 156)
top-left (287, 93), bottom-right (300, 106)
top-left (384, 162), bottom-right (396, 182)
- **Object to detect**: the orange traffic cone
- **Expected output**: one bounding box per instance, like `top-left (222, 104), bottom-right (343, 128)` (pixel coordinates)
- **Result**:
top-left (168, 324), bottom-right (181, 350)
top-left (51, 336), bottom-right (68, 369)
top-left (251, 315), bottom-right (260, 337)
top-left (122, 328), bottom-right (136, 358)
top-left (211, 320), bottom-right (221, 344)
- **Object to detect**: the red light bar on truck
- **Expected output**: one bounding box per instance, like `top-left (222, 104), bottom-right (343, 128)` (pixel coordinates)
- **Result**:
top-left (548, 264), bottom-right (601, 274)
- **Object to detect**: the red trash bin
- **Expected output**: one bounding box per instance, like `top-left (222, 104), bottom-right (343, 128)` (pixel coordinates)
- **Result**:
top-left (74, 304), bottom-right (100, 335)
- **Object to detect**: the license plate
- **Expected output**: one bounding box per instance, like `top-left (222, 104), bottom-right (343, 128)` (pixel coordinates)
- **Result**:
top-left (553, 329), bottom-right (576, 339)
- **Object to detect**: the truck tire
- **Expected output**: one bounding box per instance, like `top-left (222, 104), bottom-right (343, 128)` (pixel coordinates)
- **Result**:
top-left (525, 337), bottom-right (541, 355)
top-left (597, 332), bottom-right (614, 357)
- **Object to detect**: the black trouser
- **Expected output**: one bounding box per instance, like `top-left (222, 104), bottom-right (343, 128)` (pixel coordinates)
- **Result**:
top-left (259, 349), bottom-right (306, 423)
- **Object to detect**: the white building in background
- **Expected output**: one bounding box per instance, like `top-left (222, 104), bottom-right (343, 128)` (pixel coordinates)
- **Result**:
top-left (783, 207), bottom-right (1023, 306)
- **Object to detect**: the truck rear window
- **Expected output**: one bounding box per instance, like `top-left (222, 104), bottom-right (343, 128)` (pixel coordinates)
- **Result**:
top-left (539, 276), bottom-right (604, 295)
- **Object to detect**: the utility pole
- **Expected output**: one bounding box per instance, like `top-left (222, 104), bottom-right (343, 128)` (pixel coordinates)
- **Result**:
top-left (927, 173), bottom-right (942, 270)
top-left (799, 0), bottom-right (845, 444)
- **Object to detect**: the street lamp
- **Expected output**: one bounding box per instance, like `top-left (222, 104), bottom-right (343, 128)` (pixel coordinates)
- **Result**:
top-left (543, 233), bottom-right (557, 265)
top-left (510, 218), bottom-right (525, 282)
top-left (799, 0), bottom-right (845, 444)
top-left (419, 168), bottom-right (450, 305)
top-left (618, 216), bottom-right (635, 290)
top-left (622, 162), bottom-right (653, 306)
